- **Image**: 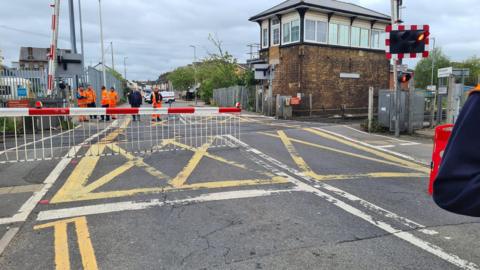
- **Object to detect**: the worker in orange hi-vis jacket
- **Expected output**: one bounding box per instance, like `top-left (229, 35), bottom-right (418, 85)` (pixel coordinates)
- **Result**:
top-left (151, 88), bottom-right (163, 122)
top-left (100, 86), bottom-right (111, 121)
top-left (85, 85), bottom-right (97, 120)
top-left (108, 87), bottom-right (119, 120)
top-left (76, 86), bottom-right (88, 122)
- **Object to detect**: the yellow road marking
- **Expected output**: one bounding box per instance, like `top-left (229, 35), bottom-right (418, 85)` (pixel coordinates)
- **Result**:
top-left (273, 130), bottom-right (428, 182)
top-left (52, 131), bottom-right (283, 203)
top-left (34, 217), bottom-right (98, 270)
top-left (259, 131), bottom-right (424, 173)
top-left (0, 184), bottom-right (43, 195)
top-left (277, 131), bottom-right (312, 173)
top-left (169, 142), bottom-right (211, 187)
top-left (303, 128), bottom-right (430, 174)
top-left (51, 178), bottom-right (289, 203)
top-left (313, 172), bottom-right (428, 181)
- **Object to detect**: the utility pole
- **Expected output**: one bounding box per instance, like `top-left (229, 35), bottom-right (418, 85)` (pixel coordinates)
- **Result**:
top-left (78, 0), bottom-right (85, 79)
top-left (190, 45), bottom-right (198, 105)
top-left (429, 37), bottom-right (437, 127)
top-left (110, 41), bottom-right (115, 72)
top-left (98, 0), bottom-right (107, 87)
top-left (68, 0), bottom-right (78, 91)
top-left (391, 0), bottom-right (401, 137)
top-left (123, 57), bottom-right (128, 80)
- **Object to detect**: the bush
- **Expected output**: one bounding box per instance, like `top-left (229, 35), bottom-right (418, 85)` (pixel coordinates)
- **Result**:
top-left (360, 119), bottom-right (389, 133)
top-left (0, 117), bottom-right (22, 134)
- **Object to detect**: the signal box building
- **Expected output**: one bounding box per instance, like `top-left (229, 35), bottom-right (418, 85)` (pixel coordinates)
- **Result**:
top-left (249, 0), bottom-right (391, 112)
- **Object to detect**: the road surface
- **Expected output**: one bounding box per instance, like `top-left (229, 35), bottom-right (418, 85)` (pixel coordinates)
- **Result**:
top-left (0, 107), bottom-right (479, 270)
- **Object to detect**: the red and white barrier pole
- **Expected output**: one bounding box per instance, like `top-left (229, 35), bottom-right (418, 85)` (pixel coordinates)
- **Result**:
top-left (47, 0), bottom-right (61, 96)
top-left (0, 107), bottom-right (241, 117)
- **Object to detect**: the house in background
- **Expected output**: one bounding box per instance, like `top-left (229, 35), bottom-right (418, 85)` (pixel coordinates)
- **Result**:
top-left (249, 0), bottom-right (391, 112)
top-left (19, 47), bottom-right (72, 70)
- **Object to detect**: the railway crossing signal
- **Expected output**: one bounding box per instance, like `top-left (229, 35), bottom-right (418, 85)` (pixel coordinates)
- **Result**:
top-left (386, 25), bottom-right (430, 60)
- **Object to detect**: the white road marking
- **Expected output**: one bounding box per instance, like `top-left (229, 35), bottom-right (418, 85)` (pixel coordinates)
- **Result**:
top-left (0, 227), bottom-right (19, 256)
top-left (0, 120), bottom-right (120, 225)
top-left (313, 127), bottom-right (419, 162)
top-left (400, 142), bottom-right (421, 146)
top-left (341, 125), bottom-right (419, 144)
top-left (36, 188), bottom-right (298, 221)
top-left (378, 145), bottom-right (396, 149)
top-left (225, 135), bottom-right (478, 270)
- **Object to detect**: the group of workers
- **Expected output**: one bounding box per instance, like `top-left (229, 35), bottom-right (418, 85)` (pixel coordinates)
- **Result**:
top-left (76, 85), bottom-right (118, 122)
top-left (76, 86), bottom-right (163, 122)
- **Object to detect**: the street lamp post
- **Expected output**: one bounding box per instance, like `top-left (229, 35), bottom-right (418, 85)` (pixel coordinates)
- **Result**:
top-left (189, 45), bottom-right (197, 105)
top-left (98, 0), bottom-right (107, 87)
top-left (124, 57), bottom-right (128, 81)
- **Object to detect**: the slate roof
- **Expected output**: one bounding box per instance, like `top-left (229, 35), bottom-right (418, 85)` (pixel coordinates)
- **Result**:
top-left (250, 0), bottom-right (390, 22)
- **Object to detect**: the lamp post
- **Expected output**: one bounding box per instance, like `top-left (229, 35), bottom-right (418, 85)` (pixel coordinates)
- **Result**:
top-left (98, 0), bottom-right (107, 87)
top-left (123, 57), bottom-right (128, 81)
top-left (189, 45), bottom-right (197, 105)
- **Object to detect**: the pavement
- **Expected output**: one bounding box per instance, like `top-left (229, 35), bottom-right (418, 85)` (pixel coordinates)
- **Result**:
top-left (0, 104), bottom-right (479, 270)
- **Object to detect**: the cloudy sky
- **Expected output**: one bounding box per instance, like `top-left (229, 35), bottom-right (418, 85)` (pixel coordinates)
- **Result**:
top-left (0, 0), bottom-right (479, 80)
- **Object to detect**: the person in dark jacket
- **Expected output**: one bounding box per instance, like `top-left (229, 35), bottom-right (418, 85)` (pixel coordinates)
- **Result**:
top-left (128, 89), bottom-right (143, 121)
top-left (433, 84), bottom-right (480, 217)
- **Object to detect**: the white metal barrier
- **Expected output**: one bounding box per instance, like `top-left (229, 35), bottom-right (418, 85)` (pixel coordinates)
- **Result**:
top-left (0, 107), bottom-right (241, 163)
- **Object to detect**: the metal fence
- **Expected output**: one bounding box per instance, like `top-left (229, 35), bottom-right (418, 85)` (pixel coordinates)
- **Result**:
top-left (0, 67), bottom-right (124, 107)
top-left (213, 86), bottom-right (255, 111)
top-left (84, 67), bottom-right (124, 104)
top-left (0, 69), bottom-right (48, 102)
top-left (0, 107), bottom-right (241, 163)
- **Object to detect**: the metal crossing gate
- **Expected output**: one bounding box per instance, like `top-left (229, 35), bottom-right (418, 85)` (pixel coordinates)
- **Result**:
top-left (0, 107), bottom-right (241, 163)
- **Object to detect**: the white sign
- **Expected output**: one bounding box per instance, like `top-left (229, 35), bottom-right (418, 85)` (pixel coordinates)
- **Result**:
top-left (427, 85), bottom-right (437, 91)
top-left (340, 73), bottom-right (360, 79)
top-left (398, 65), bottom-right (408, 72)
top-left (254, 64), bottom-right (270, 80)
top-left (438, 67), bottom-right (453, 78)
top-left (438, 86), bottom-right (448, 95)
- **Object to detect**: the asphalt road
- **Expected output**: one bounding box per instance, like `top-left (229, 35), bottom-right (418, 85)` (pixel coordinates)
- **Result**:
top-left (0, 106), bottom-right (479, 270)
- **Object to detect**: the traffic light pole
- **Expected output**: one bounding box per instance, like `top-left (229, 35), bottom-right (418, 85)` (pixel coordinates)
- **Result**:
top-left (391, 0), bottom-right (401, 137)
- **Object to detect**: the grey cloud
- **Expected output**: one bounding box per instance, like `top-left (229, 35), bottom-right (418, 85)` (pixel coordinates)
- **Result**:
top-left (1, 0), bottom-right (479, 80)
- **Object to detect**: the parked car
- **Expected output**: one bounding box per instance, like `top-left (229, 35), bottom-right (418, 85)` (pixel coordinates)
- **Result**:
top-left (143, 90), bottom-right (152, 103)
top-left (161, 91), bottom-right (175, 104)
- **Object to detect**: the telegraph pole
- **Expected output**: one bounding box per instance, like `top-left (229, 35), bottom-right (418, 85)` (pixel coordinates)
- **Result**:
top-left (68, 0), bottom-right (78, 91)
top-left (78, 0), bottom-right (85, 78)
top-left (98, 0), bottom-right (107, 87)
top-left (124, 57), bottom-right (128, 80)
top-left (190, 45), bottom-right (198, 105)
top-left (111, 41), bottom-right (115, 72)
top-left (391, 0), bottom-right (401, 137)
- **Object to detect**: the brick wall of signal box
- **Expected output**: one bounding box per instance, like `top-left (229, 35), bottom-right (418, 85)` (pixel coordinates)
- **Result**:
top-left (268, 44), bottom-right (390, 110)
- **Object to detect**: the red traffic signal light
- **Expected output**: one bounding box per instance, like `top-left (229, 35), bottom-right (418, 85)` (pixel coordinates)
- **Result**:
top-left (398, 73), bottom-right (412, 83)
top-left (386, 25), bottom-right (430, 59)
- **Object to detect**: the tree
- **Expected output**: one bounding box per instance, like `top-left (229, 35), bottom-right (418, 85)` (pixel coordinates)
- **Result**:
top-left (167, 66), bottom-right (195, 92)
top-left (414, 48), bottom-right (451, 88)
top-left (454, 56), bottom-right (480, 86)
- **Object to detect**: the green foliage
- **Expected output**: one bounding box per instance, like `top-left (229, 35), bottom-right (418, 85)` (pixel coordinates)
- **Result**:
top-left (415, 48), bottom-right (480, 88)
top-left (167, 66), bottom-right (195, 92)
top-left (0, 118), bottom-right (20, 134)
top-left (414, 48), bottom-right (451, 88)
top-left (166, 34), bottom-right (254, 103)
top-left (107, 69), bottom-right (125, 82)
top-left (453, 56), bottom-right (480, 86)
top-left (360, 119), bottom-right (389, 133)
